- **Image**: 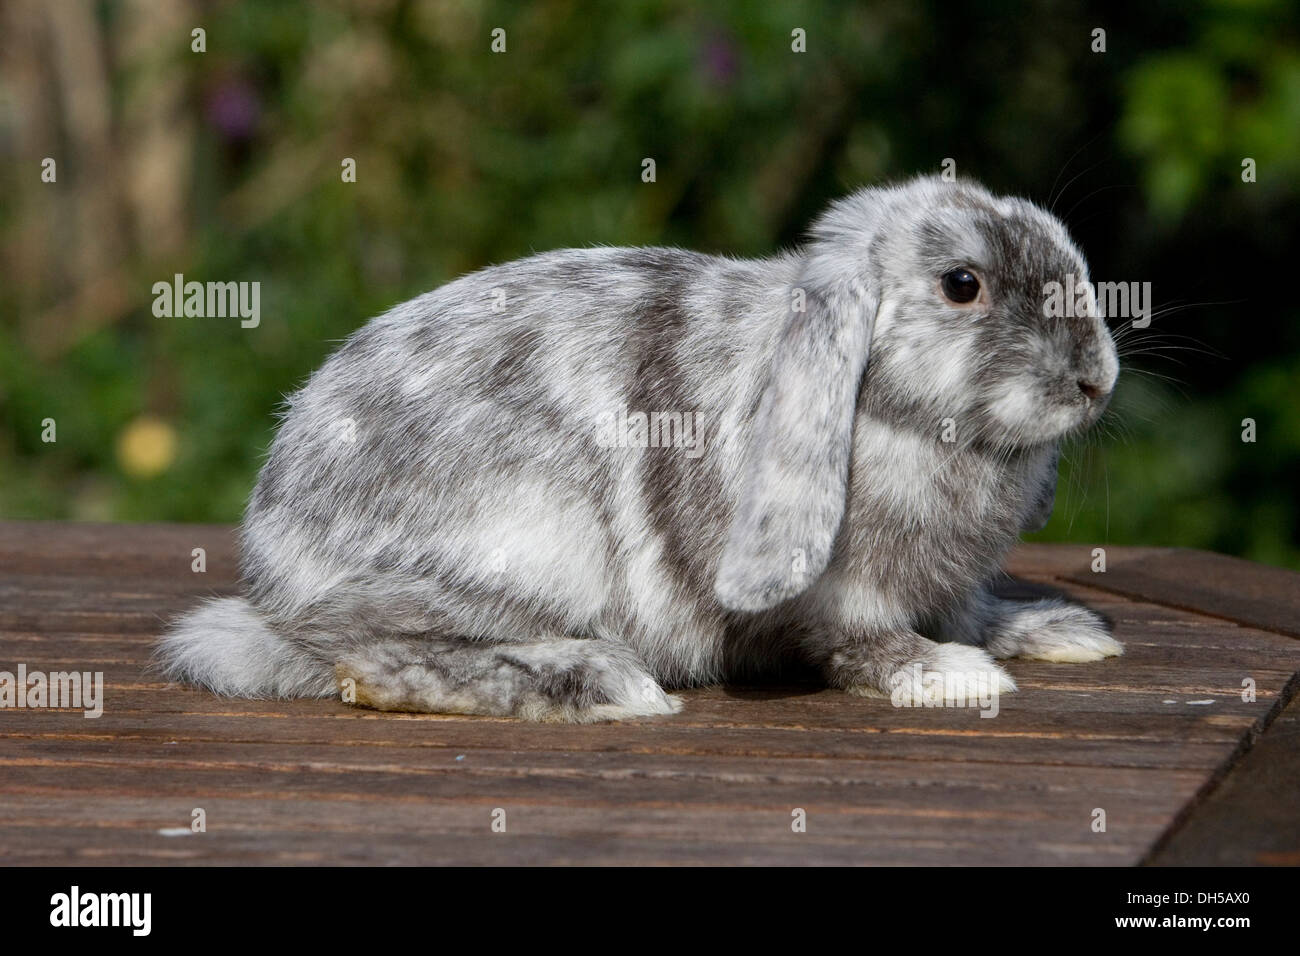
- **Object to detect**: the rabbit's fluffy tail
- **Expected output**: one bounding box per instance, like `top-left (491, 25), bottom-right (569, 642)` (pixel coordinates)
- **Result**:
top-left (155, 596), bottom-right (336, 698)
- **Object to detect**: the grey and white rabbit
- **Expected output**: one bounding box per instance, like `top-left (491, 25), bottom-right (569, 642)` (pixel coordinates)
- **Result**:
top-left (157, 174), bottom-right (1122, 721)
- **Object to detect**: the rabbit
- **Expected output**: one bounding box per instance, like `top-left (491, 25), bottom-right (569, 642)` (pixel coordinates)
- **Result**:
top-left (156, 174), bottom-right (1122, 721)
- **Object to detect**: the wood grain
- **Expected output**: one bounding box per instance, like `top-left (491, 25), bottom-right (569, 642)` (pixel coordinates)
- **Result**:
top-left (0, 521), bottom-right (1297, 865)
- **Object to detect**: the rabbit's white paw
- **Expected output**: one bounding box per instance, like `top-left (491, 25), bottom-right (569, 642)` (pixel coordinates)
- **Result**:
top-left (850, 642), bottom-right (1016, 704)
top-left (984, 600), bottom-right (1123, 662)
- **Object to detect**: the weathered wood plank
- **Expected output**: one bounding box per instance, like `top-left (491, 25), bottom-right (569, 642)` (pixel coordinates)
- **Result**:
top-left (0, 754), bottom-right (1193, 867)
top-left (1063, 549), bottom-right (1300, 639)
top-left (0, 521), bottom-right (238, 580)
top-left (0, 709), bottom-right (1255, 770)
top-left (2, 521), bottom-right (1297, 866)
top-left (0, 822), bottom-right (1143, 866)
top-left (1004, 544), bottom-right (1169, 580)
top-left (1145, 682), bottom-right (1300, 866)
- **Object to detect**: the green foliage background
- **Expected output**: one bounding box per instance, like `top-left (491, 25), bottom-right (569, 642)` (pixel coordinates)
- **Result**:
top-left (1, 0), bottom-right (1297, 566)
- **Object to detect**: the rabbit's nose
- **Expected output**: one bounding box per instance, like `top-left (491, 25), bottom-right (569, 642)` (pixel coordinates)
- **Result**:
top-left (1077, 379), bottom-right (1106, 400)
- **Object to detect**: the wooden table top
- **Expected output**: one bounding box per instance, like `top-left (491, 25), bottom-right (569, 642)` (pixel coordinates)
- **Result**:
top-left (1, 521), bottom-right (1297, 865)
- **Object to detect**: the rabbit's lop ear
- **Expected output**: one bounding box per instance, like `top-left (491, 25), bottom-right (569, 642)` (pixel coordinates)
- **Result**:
top-left (713, 213), bottom-right (883, 613)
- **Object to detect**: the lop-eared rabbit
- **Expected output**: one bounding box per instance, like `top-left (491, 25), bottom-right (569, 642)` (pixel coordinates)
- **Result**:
top-left (159, 175), bottom-right (1122, 721)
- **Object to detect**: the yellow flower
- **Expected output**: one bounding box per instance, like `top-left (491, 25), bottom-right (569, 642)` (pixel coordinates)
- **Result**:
top-left (117, 416), bottom-right (177, 478)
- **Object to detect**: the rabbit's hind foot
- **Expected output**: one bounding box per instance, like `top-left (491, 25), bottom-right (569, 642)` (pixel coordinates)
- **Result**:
top-left (334, 635), bottom-right (682, 722)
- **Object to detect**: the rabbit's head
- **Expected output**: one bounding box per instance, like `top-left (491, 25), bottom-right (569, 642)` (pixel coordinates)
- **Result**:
top-left (807, 176), bottom-right (1118, 445)
top-left (714, 176), bottom-right (1118, 612)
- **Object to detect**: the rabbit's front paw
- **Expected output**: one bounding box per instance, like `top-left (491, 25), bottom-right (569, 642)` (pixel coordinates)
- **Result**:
top-left (833, 640), bottom-right (1016, 703)
top-left (983, 599), bottom-right (1123, 663)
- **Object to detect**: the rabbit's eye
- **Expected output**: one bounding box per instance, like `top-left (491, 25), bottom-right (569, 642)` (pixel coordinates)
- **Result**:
top-left (941, 269), bottom-right (981, 304)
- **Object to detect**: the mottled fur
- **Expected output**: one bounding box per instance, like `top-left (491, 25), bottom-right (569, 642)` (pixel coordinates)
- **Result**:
top-left (157, 175), bottom-right (1122, 720)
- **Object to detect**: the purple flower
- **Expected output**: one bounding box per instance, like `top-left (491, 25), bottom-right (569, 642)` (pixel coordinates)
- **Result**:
top-left (700, 32), bottom-right (739, 87)
top-left (207, 78), bottom-right (260, 140)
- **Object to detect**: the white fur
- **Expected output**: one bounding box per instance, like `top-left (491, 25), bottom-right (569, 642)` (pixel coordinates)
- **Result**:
top-left (154, 597), bottom-right (334, 698)
top-left (853, 642), bottom-right (1017, 702)
top-left (984, 601), bottom-right (1124, 662)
